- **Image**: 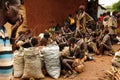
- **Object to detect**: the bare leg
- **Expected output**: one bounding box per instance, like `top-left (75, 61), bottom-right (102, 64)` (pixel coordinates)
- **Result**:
top-left (99, 44), bottom-right (104, 55)
top-left (62, 59), bottom-right (74, 73)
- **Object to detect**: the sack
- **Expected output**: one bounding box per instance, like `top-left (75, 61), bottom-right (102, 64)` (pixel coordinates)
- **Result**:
top-left (72, 59), bottom-right (85, 73)
top-left (13, 49), bottom-right (24, 78)
top-left (22, 47), bottom-right (44, 79)
top-left (112, 59), bottom-right (120, 68)
top-left (42, 42), bottom-right (61, 79)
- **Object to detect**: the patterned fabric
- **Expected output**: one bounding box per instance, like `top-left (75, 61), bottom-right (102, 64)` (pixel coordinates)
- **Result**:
top-left (0, 26), bottom-right (13, 80)
top-left (103, 16), bottom-right (117, 34)
top-left (76, 12), bottom-right (94, 33)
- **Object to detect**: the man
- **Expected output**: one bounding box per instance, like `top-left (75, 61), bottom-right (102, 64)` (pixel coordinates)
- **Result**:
top-left (60, 37), bottom-right (77, 78)
top-left (76, 33), bottom-right (88, 59)
top-left (76, 5), bottom-right (94, 34)
top-left (103, 11), bottom-right (118, 44)
top-left (99, 28), bottom-right (114, 55)
top-left (87, 33), bottom-right (99, 55)
top-left (0, 0), bottom-right (22, 80)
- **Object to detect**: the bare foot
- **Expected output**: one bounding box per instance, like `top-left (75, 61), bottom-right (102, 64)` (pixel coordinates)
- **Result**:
top-left (63, 73), bottom-right (70, 78)
top-left (69, 73), bottom-right (77, 79)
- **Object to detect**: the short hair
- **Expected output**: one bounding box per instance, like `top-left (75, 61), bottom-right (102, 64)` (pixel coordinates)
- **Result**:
top-left (0, 0), bottom-right (18, 8)
top-left (112, 11), bottom-right (118, 16)
top-left (104, 28), bottom-right (109, 34)
top-left (106, 11), bottom-right (110, 15)
top-left (18, 31), bottom-right (25, 35)
top-left (31, 37), bottom-right (38, 46)
top-left (40, 38), bottom-right (48, 46)
top-left (44, 32), bottom-right (50, 39)
top-left (21, 37), bottom-right (38, 48)
top-left (79, 5), bottom-right (86, 10)
top-left (69, 14), bottom-right (72, 17)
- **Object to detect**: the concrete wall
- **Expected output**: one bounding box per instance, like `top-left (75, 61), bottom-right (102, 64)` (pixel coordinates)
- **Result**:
top-left (24, 0), bottom-right (88, 35)
top-left (97, 6), bottom-right (106, 18)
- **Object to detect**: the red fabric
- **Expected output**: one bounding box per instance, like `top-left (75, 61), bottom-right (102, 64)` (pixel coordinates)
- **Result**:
top-left (99, 16), bottom-right (104, 22)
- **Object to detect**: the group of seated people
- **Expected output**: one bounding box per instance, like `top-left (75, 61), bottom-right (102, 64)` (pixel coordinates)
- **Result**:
top-left (12, 7), bottom-right (120, 79)
top-left (12, 20), bottom-right (116, 79)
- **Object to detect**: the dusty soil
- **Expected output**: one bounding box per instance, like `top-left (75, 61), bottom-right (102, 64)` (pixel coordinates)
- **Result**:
top-left (9, 5), bottom-right (120, 80)
top-left (13, 44), bottom-right (120, 80)
top-left (44, 56), bottom-right (112, 80)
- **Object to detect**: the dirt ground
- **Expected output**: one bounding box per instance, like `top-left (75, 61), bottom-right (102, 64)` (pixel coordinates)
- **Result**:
top-left (45, 44), bottom-right (119, 80)
top-left (44, 56), bottom-right (112, 80)
top-left (8, 5), bottom-right (120, 80)
top-left (13, 44), bottom-right (120, 80)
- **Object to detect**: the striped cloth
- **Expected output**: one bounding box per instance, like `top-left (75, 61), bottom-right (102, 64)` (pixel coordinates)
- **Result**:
top-left (0, 26), bottom-right (13, 80)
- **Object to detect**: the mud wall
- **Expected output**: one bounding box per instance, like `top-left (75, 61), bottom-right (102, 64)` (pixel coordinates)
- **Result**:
top-left (24, 0), bottom-right (88, 35)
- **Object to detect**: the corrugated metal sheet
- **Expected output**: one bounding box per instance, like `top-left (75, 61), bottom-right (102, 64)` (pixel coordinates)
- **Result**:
top-left (24, 0), bottom-right (88, 35)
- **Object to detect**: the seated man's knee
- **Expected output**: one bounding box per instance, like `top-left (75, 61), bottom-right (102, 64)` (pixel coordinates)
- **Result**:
top-left (62, 59), bottom-right (67, 64)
